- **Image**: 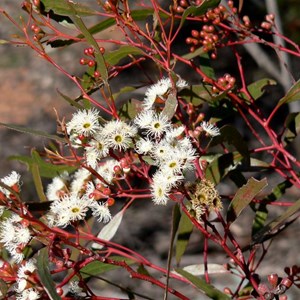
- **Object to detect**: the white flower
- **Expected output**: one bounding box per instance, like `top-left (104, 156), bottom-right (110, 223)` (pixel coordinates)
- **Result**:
top-left (0, 206), bottom-right (5, 216)
top-left (102, 120), bottom-right (137, 137)
top-left (49, 194), bottom-right (92, 227)
top-left (151, 140), bottom-right (174, 163)
top-left (16, 288), bottom-right (40, 300)
top-left (69, 280), bottom-right (84, 296)
top-left (15, 259), bottom-right (36, 293)
top-left (135, 110), bottom-right (171, 138)
top-left (66, 108), bottom-right (101, 137)
top-left (135, 137), bottom-right (154, 154)
top-left (164, 125), bottom-right (185, 140)
top-left (0, 214), bottom-right (32, 263)
top-left (201, 121), bottom-right (220, 137)
top-left (160, 157), bottom-right (183, 175)
top-left (0, 171), bottom-right (21, 197)
top-left (90, 202), bottom-right (111, 223)
top-left (153, 170), bottom-right (183, 188)
top-left (17, 259), bottom-right (36, 279)
top-left (85, 133), bottom-right (110, 167)
top-left (150, 180), bottom-right (171, 205)
top-left (70, 168), bottom-right (91, 195)
top-left (106, 129), bottom-right (132, 151)
top-left (46, 172), bottom-right (69, 201)
top-left (95, 159), bottom-right (120, 185)
top-left (144, 77), bottom-right (188, 110)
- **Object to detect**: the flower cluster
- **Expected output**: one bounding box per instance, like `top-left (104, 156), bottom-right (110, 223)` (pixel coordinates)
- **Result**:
top-left (60, 76), bottom-right (198, 209)
top-left (0, 213), bottom-right (32, 263)
top-left (0, 170), bottom-right (21, 199)
top-left (46, 165), bottom-right (115, 227)
top-left (14, 259), bottom-right (40, 299)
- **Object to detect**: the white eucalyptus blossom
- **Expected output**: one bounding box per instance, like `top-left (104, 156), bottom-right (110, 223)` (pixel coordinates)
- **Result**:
top-left (201, 121), bottom-right (220, 137)
top-left (66, 108), bottom-right (101, 137)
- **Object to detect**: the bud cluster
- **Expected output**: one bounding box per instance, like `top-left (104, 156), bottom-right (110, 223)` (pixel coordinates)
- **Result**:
top-left (212, 73), bottom-right (236, 93)
top-left (79, 47), bottom-right (105, 78)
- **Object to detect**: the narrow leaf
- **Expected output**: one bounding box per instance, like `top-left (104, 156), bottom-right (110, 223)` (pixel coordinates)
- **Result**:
top-left (79, 256), bottom-right (135, 279)
top-left (209, 125), bottom-right (250, 165)
top-left (175, 268), bottom-right (230, 299)
top-left (162, 91), bottom-right (178, 120)
top-left (31, 162), bottom-right (47, 202)
top-left (277, 79), bottom-right (300, 107)
top-left (205, 152), bottom-right (244, 185)
top-left (137, 264), bottom-right (151, 276)
top-left (252, 204), bottom-right (268, 237)
top-left (40, 0), bottom-right (97, 16)
top-left (176, 211), bottom-right (194, 264)
top-left (57, 89), bottom-right (84, 109)
top-left (0, 279), bottom-right (8, 298)
top-left (49, 9), bottom-right (168, 48)
top-left (283, 112), bottom-right (300, 144)
top-left (182, 264), bottom-right (228, 276)
top-left (247, 78), bottom-right (277, 100)
top-left (112, 86), bottom-right (136, 101)
top-left (252, 198), bottom-right (300, 245)
top-left (92, 210), bottom-right (124, 250)
top-left (10, 154), bottom-right (76, 178)
top-left (0, 122), bottom-right (65, 143)
top-left (227, 178), bottom-right (268, 224)
top-left (37, 248), bottom-right (62, 300)
top-left (104, 46), bottom-right (144, 66)
top-left (119, 99), bottom-right (140, 120)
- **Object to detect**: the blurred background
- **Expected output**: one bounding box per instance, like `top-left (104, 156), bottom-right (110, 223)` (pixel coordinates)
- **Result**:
top-left (0, 0), bottom-right (299, 298)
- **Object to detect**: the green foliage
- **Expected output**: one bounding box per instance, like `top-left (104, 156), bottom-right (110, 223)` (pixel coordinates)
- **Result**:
top-left (175, 268), bottom-right (230, 299)
top-left (37, 248), bottom-right (62, 300)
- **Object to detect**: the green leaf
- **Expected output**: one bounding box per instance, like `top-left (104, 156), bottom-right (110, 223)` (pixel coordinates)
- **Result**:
top-left (37, 248), bottom-right (62, 300)
top-left (209, 125), bottom-right (250, 165)
top-left (48, 9), bottom-right (165, 48)
top-left (119, 99), bottom-right (140, 120)
top-left (79, 256), bottom-right (135, 279)
top-left (263, 179), bottom-right (293, 202)
top-left (283, 112), bottom-right (300, 144)
top-left (104, 46), bottom-right (144, 66)
top-left (137, 264), bottom-right (151, 276)
top-left (180, 0), bottom-right (221, 27)
top-left (250, 158), bottom-right (270, 168)
top-left (92, 210), bottom-right (124, 250)
top-left (0, 279), bottom-right (8, 299)
top-left (40, 0), bottom-right (97, 16)
top-left (57, 89), bottom-right (84, 109)
top-left (205, 152), bottom-right (244, 185)
top-left (0, 122), bottom-right (65, 143)
top-left (227, 178), bottom-right (268, 224)
top-left (242, 78), bottom-right (277, 101)
top-left (176, 211), bottom-right (194, 264)
top-left (162, 91), bottom-right (178, 120)
top-left (277, 79), bottom-right (300, 107)
top-left (179, 84), bottom-right (227, 106)
top-left (0, 39), bottom-right (9, 45)
top-left (199, 53), bottom-right (215, 78)
top-left (112, 86), bottom-right (136, 101)
top-left (31, 150), bottom-right (47, 202)
top-left (181, 264), bottom-right (228, 276)
top-left (10, 153), bottom-right (77, 178)
top-left (175, 268), bottom-right (230, 300)
top-left (252, 204), bottom-right (268, 237)
top-left (252, 198), bottom-right (300, 245)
